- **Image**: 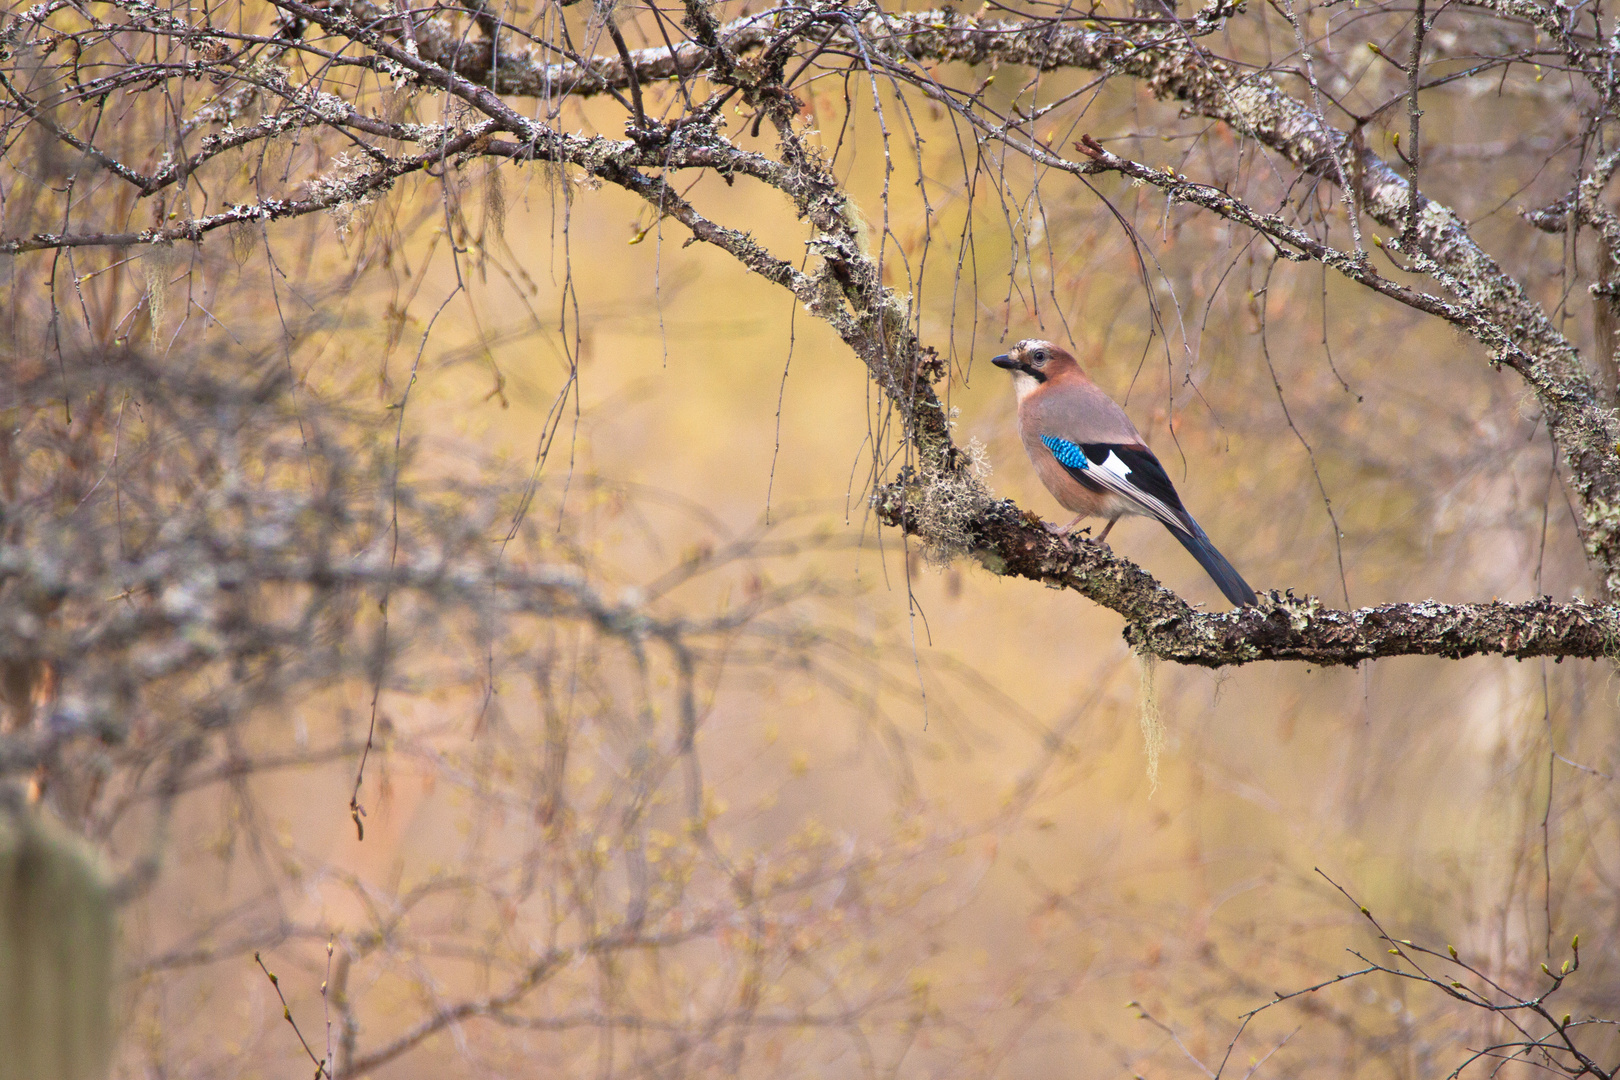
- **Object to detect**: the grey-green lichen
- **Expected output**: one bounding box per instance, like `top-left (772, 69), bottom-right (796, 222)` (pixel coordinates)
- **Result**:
top-left (1136, 652), bottom-right (1164, 793)
top-left (305, 153), bottom-right (389, 236)
top-left (911, 437), bottom-right (994, 568)
top-left (1582, 496), bottom-right (1620, 596)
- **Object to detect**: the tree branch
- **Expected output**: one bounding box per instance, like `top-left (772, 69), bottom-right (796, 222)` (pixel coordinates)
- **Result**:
top-left (328, 0), bottom-right (1620, 596)
top-left (876, 485), bottom-right (1620, 666)
top-left (836, 6), bottom-right (1620, 592)
top-left (12, 0), bottom-right (1620, 665)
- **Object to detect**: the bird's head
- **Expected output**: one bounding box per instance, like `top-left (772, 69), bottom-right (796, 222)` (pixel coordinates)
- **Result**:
top-left (991, 339), bottom-right (1078, 397)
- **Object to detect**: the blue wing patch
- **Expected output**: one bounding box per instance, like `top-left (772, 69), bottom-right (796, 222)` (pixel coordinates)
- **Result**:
top-left (1040, 435), bottom-right (1090, 470)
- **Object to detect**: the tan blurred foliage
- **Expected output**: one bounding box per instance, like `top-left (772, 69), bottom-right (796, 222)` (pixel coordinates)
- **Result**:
top-left (1, 0), bottom-right (1619, 1077)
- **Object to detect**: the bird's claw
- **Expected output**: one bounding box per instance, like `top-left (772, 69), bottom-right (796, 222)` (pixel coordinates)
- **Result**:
top-left (1045, 522), bottom-right (1096, 543)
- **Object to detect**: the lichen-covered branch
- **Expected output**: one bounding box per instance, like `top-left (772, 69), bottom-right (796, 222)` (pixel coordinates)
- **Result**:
top-left (833, 6), bottom-right (1620, 592)
top-left (7, 0), bottom-right (1620, 666)
top-left (357, 0), bottom-right (1620, 665)
top-left (338, 0), bottom-right (778, 97)
top-left (876, 482), bottom-right (1620, 666)
top-left (321, 0), bottom-right (1620, 596)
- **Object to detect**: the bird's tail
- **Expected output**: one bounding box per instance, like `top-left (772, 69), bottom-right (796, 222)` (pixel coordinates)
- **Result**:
top-left (1167, 516), bottom-right (1257, 607)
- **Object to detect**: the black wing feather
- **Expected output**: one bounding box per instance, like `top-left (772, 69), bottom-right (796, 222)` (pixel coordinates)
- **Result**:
top-left (1049, 441), bottom-right (1191, 529)
top-left (1079, 444), bottom-right (1188, 517)
top-left (1050, 440), bottom-right (1256, 606)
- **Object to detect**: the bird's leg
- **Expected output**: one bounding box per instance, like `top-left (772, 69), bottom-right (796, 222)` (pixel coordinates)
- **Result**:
top-left (1095, 516), bottom-right (1120, 544)
top-left (1048, 515), bottom-right (1088, 537)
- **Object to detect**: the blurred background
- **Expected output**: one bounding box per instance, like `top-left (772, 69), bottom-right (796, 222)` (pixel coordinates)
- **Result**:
top-left (1, 0), bottom-right (1618, 1076)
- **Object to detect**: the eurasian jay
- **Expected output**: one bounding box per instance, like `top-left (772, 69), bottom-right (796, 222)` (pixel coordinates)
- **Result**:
top-left (991, 339), bottom-right (1257, 607)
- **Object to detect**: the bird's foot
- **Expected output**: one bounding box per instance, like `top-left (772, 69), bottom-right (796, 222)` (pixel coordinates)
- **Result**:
top-left (1047, 519), bottom-right (1099, 546)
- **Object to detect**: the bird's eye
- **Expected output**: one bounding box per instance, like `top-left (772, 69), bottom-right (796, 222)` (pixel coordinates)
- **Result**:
top-left (1032, 349), bottom-right (1047, 364)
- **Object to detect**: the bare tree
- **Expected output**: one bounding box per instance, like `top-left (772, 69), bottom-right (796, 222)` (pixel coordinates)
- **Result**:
top-left (5, 0), bottom-right (1620, 1076)
top-left (0, 342), bottom-right (1087, 1077)
top-left (7, 0), bottom-right (1620, 663)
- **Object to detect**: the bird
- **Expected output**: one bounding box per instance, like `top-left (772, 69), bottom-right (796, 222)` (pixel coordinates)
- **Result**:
top-left (990, 339), bottom-right (1257, 607)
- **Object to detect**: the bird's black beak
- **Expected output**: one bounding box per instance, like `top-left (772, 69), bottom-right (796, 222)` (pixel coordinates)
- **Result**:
top-left (991, 354), bottom-right (1016, 371)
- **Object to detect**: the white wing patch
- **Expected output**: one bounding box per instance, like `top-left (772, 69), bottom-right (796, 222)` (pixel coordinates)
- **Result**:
top-left (1096, 451), bottom-right (1134, 482)
top-left (1079, 454), bottom-right (1187, 534)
